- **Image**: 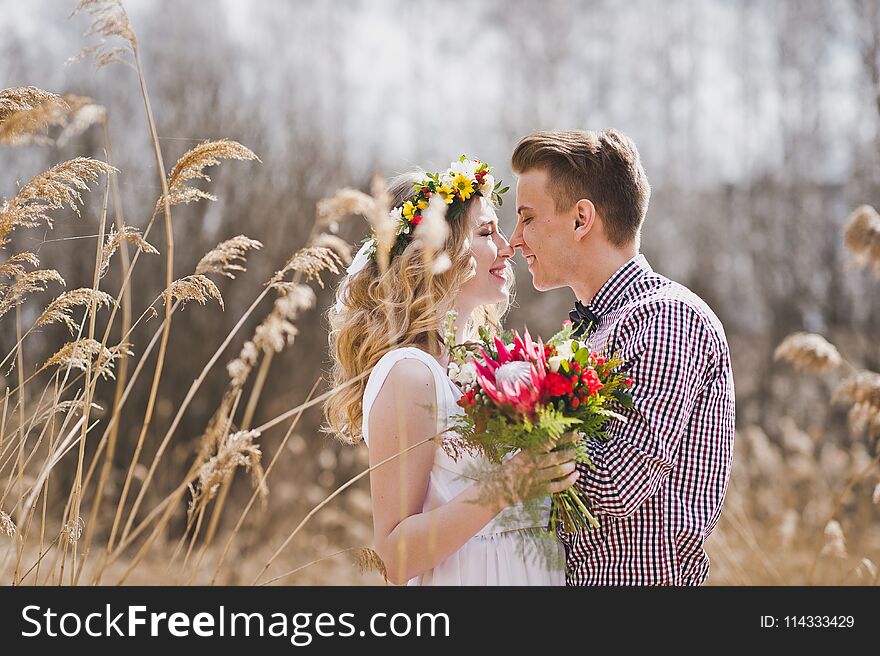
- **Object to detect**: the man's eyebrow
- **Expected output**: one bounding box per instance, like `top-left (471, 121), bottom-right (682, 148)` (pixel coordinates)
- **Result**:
top-left (516, 205), bottom-right (533, 215)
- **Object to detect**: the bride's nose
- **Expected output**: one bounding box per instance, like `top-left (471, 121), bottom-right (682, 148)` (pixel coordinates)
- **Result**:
top-left (496, 233), bottom-right (514, 260)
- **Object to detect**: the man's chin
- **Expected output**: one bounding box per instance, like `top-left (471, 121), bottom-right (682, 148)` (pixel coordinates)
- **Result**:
top-left (530, 274), bottom-right (556, 292)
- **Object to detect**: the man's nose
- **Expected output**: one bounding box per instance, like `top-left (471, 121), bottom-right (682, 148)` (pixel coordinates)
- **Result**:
top-left (509, 220), bottom-right (524, 252)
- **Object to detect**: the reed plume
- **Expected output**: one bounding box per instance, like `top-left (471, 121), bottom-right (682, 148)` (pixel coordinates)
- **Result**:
top-left (35, 288), bottom-right (116, 334)
top-left (0, 88), bottom-right (67, 145)
top-left (188, 429), bottom-right (267, 521)
top-left (163, 274), bottom-right (224, 310)
top-left (354, 547), bottom-right (388, 582)
top-left (843, 205), bottom-right (880, 274)
top-left (773, 332), bottom-right (844, 372)
top-left (0, 269), bottom-right (66, 320)
top-left (0, 90), bottom-right (104, 146)
top-left (195, 235), bottom-right (263, 279)
top-left (310, 233), bottom-right (353, 266)
top-left (0, 252), bottom-right (40, 280)
top-left (0, 86), bottom-right (60, 122)
top-left (833, 371), bottom-right (880, 439)
top-left (0, 510), bottom-right (15, 537)
top-left (316, 174), bottom-right (393, 271)
top-left (156, 140), bottom-right (260, 213)
top-left (0, 157), bottom-right (116, 249)
top-left (820, 520), bottom-right (847, 559)
top-left (271, 246), bottom-right (343, 289)
top-left (41, 338), bottom-right (133, 380)
top-left (69, 0), bottom-right (138, 69)
top-left (99, 224), bottom-right (158, 279)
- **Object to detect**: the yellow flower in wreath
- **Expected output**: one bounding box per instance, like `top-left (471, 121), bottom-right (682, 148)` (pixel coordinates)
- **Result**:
top-left (452, 173), bottom-right (474, 200)
top-left (436, 183), bottom-right (455, 205)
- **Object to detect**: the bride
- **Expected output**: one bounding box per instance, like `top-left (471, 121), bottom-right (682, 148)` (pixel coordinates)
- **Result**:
top-left (324, 157), bottom-right (577, 585)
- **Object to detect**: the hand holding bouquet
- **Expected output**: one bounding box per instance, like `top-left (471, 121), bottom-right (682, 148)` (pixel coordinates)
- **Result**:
top-left (445, 314), bottom-right (634, 534)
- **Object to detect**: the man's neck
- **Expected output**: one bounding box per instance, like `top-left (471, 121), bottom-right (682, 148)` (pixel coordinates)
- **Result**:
top-left (570, 245), bottom-right (639, 304)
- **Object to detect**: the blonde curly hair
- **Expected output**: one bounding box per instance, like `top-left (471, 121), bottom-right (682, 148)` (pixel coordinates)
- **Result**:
top-left (324, 170), bottom-right (513, 444)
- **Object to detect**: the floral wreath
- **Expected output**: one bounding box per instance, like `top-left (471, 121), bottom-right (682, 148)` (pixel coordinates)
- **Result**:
top-left (364, 155), bottom-right (509, 261)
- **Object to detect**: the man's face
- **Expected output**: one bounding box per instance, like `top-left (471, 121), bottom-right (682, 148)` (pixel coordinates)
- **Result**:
top-left (510, 167), bottom-right (578, 291)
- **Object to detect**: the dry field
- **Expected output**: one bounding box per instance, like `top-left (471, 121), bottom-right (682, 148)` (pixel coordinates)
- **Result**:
top-left (1, 1), bottom-right (879, 586)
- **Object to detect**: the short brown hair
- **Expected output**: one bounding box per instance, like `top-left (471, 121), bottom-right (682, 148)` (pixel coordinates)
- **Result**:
top-left (511, 129), bottom-right (650, 247)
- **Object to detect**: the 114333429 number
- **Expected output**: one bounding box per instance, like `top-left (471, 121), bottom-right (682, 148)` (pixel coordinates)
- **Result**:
top-left (783, 616), bottom-right (854, 628)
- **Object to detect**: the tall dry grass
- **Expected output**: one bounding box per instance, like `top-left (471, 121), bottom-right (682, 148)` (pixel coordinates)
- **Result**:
top-left (707, 204), bottom-right (880, 585)
top-left (2, 0), bottom-right (878, 587)
top-left (0, 1), bottom-right (391, 586)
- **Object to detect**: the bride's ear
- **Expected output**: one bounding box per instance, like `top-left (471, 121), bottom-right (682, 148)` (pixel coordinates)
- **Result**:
top-left (573, 199), bottom-right (595, 241)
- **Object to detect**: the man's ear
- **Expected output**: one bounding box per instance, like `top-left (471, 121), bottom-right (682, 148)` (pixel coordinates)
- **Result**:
top-left (573, 199), bottom-right (596, 241)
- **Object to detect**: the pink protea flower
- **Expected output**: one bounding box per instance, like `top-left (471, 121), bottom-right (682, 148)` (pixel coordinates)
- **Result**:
top-left (472, 329), bottom-right (547, 416)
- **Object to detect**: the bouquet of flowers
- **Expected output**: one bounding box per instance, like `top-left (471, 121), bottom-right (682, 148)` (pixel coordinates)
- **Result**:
top-left (444, 312), bottom-right (634, 534)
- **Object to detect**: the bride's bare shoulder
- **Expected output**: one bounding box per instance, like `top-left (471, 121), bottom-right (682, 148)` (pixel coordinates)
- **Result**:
top-left (374, 356), bottom-right (436, 405)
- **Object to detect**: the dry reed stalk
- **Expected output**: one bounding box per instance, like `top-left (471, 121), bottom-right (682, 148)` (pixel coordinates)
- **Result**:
top-left (83, 0), bottom-right (177, 563)
top-left (259, 547), bottom-right (386, 586)
top-left (109, 240), bottom-right (267, 559)
top-left (82, 116), bottom-right (133, 570)
top-left (105, 136), bottom-right (259, 556)
top-left (65, 161), bottom-right (114, 585)
top-left (200, 226), bottom-right (337, 550)
top-left (843, 205), bottom-right (880, 274)
top-left (114, 239), bottom-right (334, 558)
top-left (251, 431), bottom-right (443, 585)
top-left (161, 278), bottom-right (318, 569)
top-left (12, 307), bottom-right (27, 583)
top-left (207, 381), bottom-right (320, 583)
top-left (101, 373), bottom-right (370, 584)
top-left (773, 332), bottom-right (845, 372)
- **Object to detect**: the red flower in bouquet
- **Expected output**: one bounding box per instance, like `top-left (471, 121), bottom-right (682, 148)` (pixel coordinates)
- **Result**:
top-left (544, 371), bottom-right (574, 397)
top-left (472, 331), bottom-right (547, 417)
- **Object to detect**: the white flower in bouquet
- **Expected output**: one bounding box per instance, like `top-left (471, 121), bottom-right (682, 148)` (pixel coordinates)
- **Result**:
top-left (449, 360), bottom-right (477, 386)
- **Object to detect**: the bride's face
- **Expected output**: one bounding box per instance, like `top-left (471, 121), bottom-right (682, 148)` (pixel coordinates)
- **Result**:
top-left (456, 197), bottom-right (513, 310)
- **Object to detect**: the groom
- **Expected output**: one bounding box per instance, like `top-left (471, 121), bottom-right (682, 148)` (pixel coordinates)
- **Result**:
top-left (509, 129), bottom-right (735, 586)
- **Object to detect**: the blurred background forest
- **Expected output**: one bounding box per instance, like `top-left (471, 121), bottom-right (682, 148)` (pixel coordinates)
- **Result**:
top-left (1, 0), bottom-right (879, 584)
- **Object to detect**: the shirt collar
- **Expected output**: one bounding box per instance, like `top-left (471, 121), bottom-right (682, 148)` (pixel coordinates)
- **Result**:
top-left (583, 253), bottom-right (652, 316)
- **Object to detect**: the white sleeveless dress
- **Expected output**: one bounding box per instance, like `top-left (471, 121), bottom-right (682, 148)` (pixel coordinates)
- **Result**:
top-left (362, 346), bottom-right (565, 586)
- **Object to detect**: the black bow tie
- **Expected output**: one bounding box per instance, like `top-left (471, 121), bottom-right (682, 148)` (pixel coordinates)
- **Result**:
top-left (569, 301), bottom-right (601, 338)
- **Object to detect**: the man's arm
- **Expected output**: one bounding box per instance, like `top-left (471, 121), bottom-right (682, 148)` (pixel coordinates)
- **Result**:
top-left (576, 299), bottom-right (716, 518)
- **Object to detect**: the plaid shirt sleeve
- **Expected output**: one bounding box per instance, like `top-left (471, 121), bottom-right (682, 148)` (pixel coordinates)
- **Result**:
top-left (577, 299), bottom-right (716, 518)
